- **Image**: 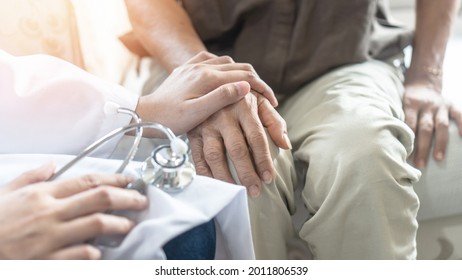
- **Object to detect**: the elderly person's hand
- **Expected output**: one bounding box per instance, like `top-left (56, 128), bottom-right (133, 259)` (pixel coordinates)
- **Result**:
top-left (0, 163), bottom-right (147, 260)
top-left (404, 82), bottom-right (462, 168)
top-left (188, 90), bottom-right (290, 197)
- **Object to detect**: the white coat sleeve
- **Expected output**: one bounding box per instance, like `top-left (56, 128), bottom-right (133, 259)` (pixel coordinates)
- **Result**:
top-left (0, 50), bottom-right (139, 156)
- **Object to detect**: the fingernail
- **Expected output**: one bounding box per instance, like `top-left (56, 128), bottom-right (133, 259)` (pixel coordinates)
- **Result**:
top-left (262, 171), bottom-right (273, 184)
top-left (283, 133), bottom-right (292, 149)
top-left (248, 185), bottom-right (261, 198)
top-left (435, 152), bottom-right (444, 161)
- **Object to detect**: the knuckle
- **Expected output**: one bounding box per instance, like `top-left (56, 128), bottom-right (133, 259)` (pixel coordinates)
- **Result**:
top-left (188, 140), bottom-right (205, 160)
top-left (246, 70), bottom-right (258, 81)
top-left (242, 63), bottom-right (255, 72)
top-left (114, 174), bottom-right (129, 187)
top-left (229, 142), bottom-right (249, 160)
top-left (248, 130), bottom-right (266, 145)
top-left (257, 94), bottom-right (270, 107)
top-left (435, 120), bottom-right (449, 130)
top-left (190, 148), bottom-right (205, 163)
top-left (172, 64), bottom-right (186, 74)
top-left (190, 63), bottom-right (203, 72)
top-left (419, 123), bottom-right (434, 134)
top-left (81, 174), bottom-right (99, 188)
top-left (241, 93), bottom-right (257, 109)
top-left (221, 55), bottom-right (234, 63)
top-left (197, 50), bottom-right (211, 58)
top-left (53, 205), bottom-right (68, 219)
top-left (195, 165), bottom-right (211, 176)
top-left (197, 69), bottom-right (214, 81)
top-left (219, 84), bottom-right (235, 98)
top-left (239, 171), bottom-right (259, 186)
top-left (255, 158), bottom-right (271, 170)
top-left (204, 148), bottom-right (224, 164)
top-left (23, 189), bottom-right (41, 201)
top-left (94, 187), bottom-right (114, 208)
top-left (90, 214), bottom-right (107, 233)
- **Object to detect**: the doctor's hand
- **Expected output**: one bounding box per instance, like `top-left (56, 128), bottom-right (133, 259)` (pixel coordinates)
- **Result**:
top-left (188, 90), bottom-right (291, 197)
top-left (136, 52), bottom-right (277, 136)
top-left (0, 163), bottom-right (147, 260)
top-left (404, 82), bottom-right (462, 168)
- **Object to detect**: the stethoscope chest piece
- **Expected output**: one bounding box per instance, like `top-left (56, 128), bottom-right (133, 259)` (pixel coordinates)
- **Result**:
top-left (141, 144), bottom-right (195, 193)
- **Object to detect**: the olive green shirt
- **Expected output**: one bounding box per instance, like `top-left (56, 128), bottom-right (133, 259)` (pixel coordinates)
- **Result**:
top-left (181, 0), bottom-right (412, 97)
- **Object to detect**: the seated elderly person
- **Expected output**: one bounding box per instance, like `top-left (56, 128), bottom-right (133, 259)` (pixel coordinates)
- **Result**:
top-left (123, 0), bottom-right (462, 260)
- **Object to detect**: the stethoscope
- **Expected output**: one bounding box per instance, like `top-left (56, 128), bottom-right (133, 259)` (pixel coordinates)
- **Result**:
top-left (49, 102), bottom-right (196, 195)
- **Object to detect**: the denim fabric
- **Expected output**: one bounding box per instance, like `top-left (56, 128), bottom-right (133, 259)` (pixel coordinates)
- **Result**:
top-left (163, 219), bottom-right (216, 260)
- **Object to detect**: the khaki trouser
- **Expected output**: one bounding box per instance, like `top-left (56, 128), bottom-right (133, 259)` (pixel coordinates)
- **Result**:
top-left (248, 59), bottom-right (422, 259)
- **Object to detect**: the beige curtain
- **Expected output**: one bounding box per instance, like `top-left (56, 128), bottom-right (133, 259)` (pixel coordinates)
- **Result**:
top-left (0, 0), bottom-right (136, 84)
top-left (0, 0), bottom-right (84, 67)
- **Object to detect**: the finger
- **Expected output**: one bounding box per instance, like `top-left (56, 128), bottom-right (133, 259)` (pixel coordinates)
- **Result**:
top-left (58, 186), bottom-right (148, 220)
top-left (190, 81), bottom-right (250, 122)
top-left (200, 55), bottom-right (235, 65)
top-left (220, 119), bottom-right (262, 196)
top-left (239, 102), bottom-right (275, 185)
top-left (58, 213), bottom-right (135, 245)
top-left (188, 131), bottom-right (213, 177)
top-left (433, 107), bottom-right (449, 161)
top-left (449, 105), bottom-right (462, 136)
top-left (214, 63), bottom-right (259, 72)
top-left (403, 104), bottom-right (419, 134)
top-left (216, 70), bottom-right (278, 107)
top-left (4, 162), bottom-right (56, 191)
top-left (202, 132), bottom-right (235, 184)
top-left (185, 51), bottom-right (217, 64)
top-left (49, 174), bottom-right (134, 198)
top-left (414, 111), bottom-right (434, 168)
top-left (257, 96), bottom-right (291, 149)
top-left (45, 244), bottom-right (101, 260)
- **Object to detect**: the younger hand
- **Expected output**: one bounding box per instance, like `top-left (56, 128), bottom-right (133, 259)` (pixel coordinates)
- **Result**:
top-left (0, 163), bottom-right (148, 260)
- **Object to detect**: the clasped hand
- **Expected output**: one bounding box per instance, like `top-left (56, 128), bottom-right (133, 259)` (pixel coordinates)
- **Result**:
top-left (182, 52), bottom-right (291, 196)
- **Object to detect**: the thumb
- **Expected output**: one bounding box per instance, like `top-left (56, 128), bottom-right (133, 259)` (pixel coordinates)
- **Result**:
top-left (3, 162), bottom-right (56, 192)
top-left (193, 81), bottom-right (250, 118)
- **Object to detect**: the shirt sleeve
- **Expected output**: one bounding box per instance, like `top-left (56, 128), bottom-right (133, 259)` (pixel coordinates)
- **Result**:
top-left (0, 50), bottom-right (140, 157)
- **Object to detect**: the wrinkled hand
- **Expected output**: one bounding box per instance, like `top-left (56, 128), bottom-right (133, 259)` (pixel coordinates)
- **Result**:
top-left (0, 163), bottom-right (147, 260)
top-left (404, 83), bottom-right (462, 168)
top-left (188, 91), bottom-right (290, 197)
top-left (137, 51), bottom-right (277, 136)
